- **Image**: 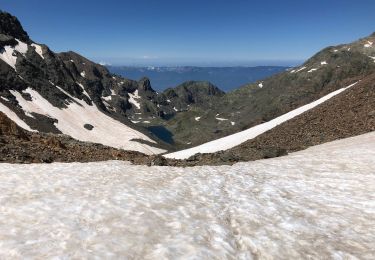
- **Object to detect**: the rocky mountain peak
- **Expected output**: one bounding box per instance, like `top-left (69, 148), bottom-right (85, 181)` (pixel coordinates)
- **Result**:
top-left (138, 77), bottom-right (155, 92)
top-left (175, 81), bottom-right (225, 97)
top-left (0, 11), bottom-right (30, 43)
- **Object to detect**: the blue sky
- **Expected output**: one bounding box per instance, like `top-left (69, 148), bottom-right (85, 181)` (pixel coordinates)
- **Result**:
top-left (2, 0), bottom-right (375, 66)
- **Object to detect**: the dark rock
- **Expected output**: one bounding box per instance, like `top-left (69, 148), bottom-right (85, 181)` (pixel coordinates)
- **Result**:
top-left (84, 124), bottom-right (94, 130)
top-left (138, 77), bottom-right (154, 92)
top-left (186, 153), bottom-right (201, 162)
top-left (0, 112), bottom-right (29, 139)
top-left (0, 34), bottom-right (17, 47)
top-left (151, 155), bottom-right (168, 166)
top-left (262, 147), bottom-right (288, 159)
top-left (0, 11), bottom-right (30, 43)
top-left (219, 152), bottom-right (240, 162)
top-left (39, 153), bottom-right (53, 163)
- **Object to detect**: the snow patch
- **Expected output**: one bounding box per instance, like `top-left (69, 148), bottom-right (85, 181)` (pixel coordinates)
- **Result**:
top-left (216, 117), bottom-right (228, 121)
top-left (258, 82), bottom-right (263, 88)
top-left (290, 66), bottom-right (306, 73)
top-left (10, 88), bottom-right (165, 155)
top-left (128, 90), bottom-right (141, 109)
top-left (295, 66), bottom-right (306, 72)
top-left (0, 39), bottom-right (28, 70)
top-left (195, 117), bottom-right (201, 121)
top-left (15, 39), bottom-right (28, 55)
top-left (102, 95), bottom-right (112, 101)
top-left (0, 96), bottom-right (9, 102)
top-left (321, 61), bottom-right (327, 65)
top-left (231, 121), bottom-right (235, 126)
top-left (364, 41), bottom-right (373, 48)
top-left (0, 101), bottom-right (35, 132)
top-left (165, 82), bottom-right (359, 159)
top-left (308, 68), bottom-right (318, 73)
top-left (31, 43), bottom-right (44, 59)
top-left (80, 71), bottom-right (86, 78)
top-left (76, 82), bottom-right (90, 99)
top-left (102, 100), bottom-right (113, 111)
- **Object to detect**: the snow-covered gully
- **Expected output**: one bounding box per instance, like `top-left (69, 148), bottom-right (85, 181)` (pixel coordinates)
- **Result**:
top-left (0, 132), bottom-right (374, 258)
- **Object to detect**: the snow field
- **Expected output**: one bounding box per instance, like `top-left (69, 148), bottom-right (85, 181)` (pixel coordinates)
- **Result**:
top-left (0, 132), bottom-right (374, 258)
top-left (8, 87), bottom-right (165, 155)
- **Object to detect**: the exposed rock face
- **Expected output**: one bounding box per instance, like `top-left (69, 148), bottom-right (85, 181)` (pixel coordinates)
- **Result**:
top-left (0, 112), bottom-right (28, 139)
top-left (138, 77), bottom-right (154, 93)
top-left (0, 10), bottom-right (226, 150)
top-left (0, 34), bottom-right (17, 47)
top-left (0, 11), bottom-right (30, 43)
top-left (164, 81), bottom-right (224, 106)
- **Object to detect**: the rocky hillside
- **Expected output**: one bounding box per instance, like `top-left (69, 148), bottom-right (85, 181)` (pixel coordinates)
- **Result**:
top-left (0, 11), bottom-right (224, 153)
top-left (161, 32), bottom-right (375, 146)
top-left (165, 73), bottom-right (375, 166)
top-left (0, 111), bottom-right (152, 163)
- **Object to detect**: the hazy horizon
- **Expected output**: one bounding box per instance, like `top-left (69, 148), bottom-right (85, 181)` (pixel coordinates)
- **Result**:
top-left (100, 59), bottom-right (302, 67)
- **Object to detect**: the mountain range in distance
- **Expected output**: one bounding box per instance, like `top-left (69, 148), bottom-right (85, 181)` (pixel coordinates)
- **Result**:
top-left (107, 66), bottom-right (289, 91)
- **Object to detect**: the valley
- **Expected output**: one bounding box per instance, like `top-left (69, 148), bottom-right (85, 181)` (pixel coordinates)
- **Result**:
top-left (0, 6), bottom-right (374, 259)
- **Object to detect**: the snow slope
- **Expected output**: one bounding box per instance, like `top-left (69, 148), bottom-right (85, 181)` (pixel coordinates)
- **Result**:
top-left (0, 39), bottom-right (28, 70)
top-left (8, 87), bottom-right (165, 155)
top-left (128, 89), bottom-right (141, 109)
top-left (0, 102), bottom-right (35, 132)
top-left (31, 43), bottom-right (44, 59)
top-left (0, 132), bottom-right (374, 258)
top-left (165, 82), bottom-right (358, 159)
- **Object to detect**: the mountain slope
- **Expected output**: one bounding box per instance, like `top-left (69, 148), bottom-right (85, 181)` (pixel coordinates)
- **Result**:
top-left (159, 33), bottom-right (375, 146)
top-left (0, 111), bottom-right (153, 163)
top-left (0, 11), bottom-right (231, 152)
top-left (164, 80), bottom-right (360, 159)
top-left (164, 72), bottom-right (374, 165)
